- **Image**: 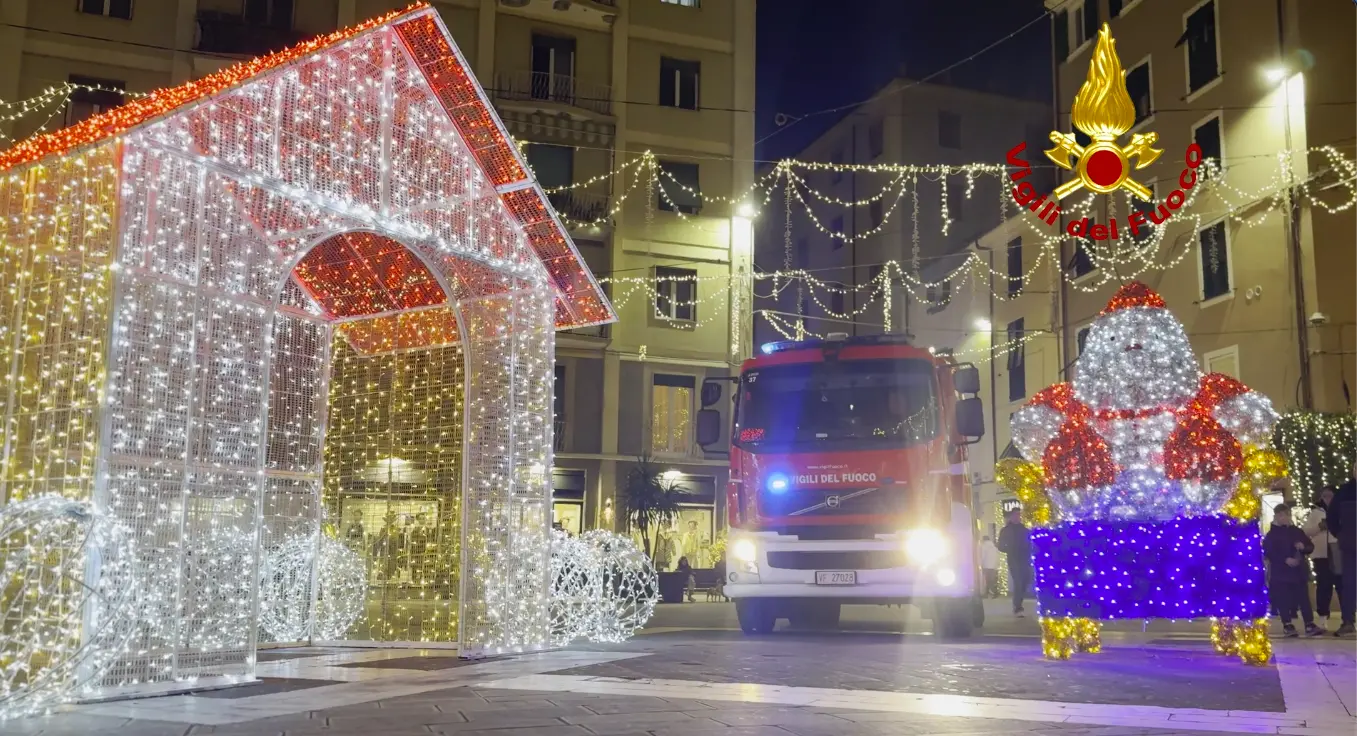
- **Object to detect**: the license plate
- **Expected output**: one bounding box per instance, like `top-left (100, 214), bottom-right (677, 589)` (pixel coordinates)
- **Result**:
top-left (815, 570), bottom-right (857, 585)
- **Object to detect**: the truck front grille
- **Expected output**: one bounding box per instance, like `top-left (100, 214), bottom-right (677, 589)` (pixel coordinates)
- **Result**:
top-left (765, 550), bottom-right (906, 570)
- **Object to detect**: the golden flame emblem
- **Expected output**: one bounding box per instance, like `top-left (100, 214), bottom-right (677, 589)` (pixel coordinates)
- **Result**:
top-left (1046, 24), bottom-right (1162, 200)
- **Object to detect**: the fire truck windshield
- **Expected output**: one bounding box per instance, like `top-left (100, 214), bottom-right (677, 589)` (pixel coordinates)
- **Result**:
top-left (734, 358), bottom-right (939, 450)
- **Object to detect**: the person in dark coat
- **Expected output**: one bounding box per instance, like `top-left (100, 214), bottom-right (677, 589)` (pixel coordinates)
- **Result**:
top-left (1326, 471), bottom-right (1356, 637)
top-left (996, 509), bottom-right (1032, 617)
top-left (1263, 504), bottom-right (1325, 637)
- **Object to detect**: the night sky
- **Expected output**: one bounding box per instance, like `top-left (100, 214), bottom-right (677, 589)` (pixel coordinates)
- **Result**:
top-left (755, 0), bottom-right (1053, 161)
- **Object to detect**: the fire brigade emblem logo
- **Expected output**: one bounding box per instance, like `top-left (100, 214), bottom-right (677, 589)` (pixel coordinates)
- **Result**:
top-left (825, 495), bottom-right (841, 509)
top-left (1046, 23), bottom-right (1162, 201)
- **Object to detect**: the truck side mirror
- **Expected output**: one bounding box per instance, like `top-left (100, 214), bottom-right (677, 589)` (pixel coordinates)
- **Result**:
top-left (952, 364), bottom-right (980, 395)
top-left (701, 381), bottom-right (723, 408)
top-left (954, 397), bottom-right (984, 443)
top-left (696, 408), bottom-right (722, 447)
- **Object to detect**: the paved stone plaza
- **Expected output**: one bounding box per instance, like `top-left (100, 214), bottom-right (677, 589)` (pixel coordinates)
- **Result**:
top-left (9, 602), bottom-right (1355, 736)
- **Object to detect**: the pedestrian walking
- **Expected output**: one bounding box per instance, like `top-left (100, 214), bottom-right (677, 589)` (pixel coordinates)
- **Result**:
top-left (1326, 469), bottom-right (1356, 637)
top-left (1303, 488), bottom-right (1339, 622)
top-left (676, 556), bottom-right (696, 603)
top-left (1263, 503), bottom-right (1326, 637)
top-left (997, 509), bottom-right (1032, 617)
top-left (979, 535), bottom-right (1001, 598)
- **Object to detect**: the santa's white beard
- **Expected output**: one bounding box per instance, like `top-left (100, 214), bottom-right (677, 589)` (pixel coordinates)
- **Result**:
top-left (1073, 308), bottom-right (1200, 411)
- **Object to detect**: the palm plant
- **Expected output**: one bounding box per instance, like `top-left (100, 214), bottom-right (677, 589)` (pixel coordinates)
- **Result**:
top-left (619, 455), bottom-right (687, 560)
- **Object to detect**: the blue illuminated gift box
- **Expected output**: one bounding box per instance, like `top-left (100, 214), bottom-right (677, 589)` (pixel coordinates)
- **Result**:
top-left (1029, 515), bottom-right (1269, 620)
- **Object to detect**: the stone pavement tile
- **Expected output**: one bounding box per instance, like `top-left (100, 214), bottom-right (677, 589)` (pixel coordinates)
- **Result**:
top-left (646, 727), bottom-right (803, 736)
top-left (560, 709), bottom-right (701, 735)
top-left (457, 708), bottom-right (576, 730)
top-left (700, 707), bottom-right (858, 729)
top-left (431, 726), bottom-right (592, 736)
top-left (577, 697), bottom-right (718, 715)
top-left (323, 709), bottom-right (469, 728)
top-left (6, 713), bottom-right (132, 735)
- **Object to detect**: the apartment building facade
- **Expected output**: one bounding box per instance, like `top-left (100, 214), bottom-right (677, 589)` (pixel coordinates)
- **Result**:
top-left (0, 0), bottom-right (754, 563)
top-left (1044, 0), bottom-right (1355, 415)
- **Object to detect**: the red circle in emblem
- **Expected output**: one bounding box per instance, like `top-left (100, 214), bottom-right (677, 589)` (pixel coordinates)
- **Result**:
top-left (1085, 149), bottom-right (1124, 188)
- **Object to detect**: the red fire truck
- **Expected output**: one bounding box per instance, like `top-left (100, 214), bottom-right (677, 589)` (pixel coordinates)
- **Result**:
top-left (696, 332), bottom-right (986, 637)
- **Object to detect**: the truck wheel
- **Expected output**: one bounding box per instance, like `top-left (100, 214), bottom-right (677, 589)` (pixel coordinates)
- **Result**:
top-left (736, 600), bottom-right (777, 635)
top-left (934, 599), bottom-right (975, 640)
top-left (789, 601), bottom-right (841, 630)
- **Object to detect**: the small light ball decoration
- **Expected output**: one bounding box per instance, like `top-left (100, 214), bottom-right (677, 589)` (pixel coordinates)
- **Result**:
top-left (548, 529), bottom-right (602, 646)
top-left (578, 530), bottom-right (659, 644)
top-left (548, 530), bottom-right (658, 645)
top-left (258, 532), bottom-right (367, 643)
top-left (0, 496), bottom-right (141, 720)
top-left (312, 535), bottom-right (367, 641)
top-left (1009, 282), bottom-right (1278, 665)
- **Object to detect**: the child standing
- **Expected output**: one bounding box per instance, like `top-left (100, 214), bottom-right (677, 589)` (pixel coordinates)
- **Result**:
top-left (1264, 504), bottom-right (1327, 637)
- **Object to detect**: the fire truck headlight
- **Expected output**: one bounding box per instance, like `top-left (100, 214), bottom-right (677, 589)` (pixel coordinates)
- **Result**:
top-left (935, 568), bottom-right (957, 587)
top-left (904, 528), bottom-right (947, 567)
top-left (732, 538), bottom-right (758, 563)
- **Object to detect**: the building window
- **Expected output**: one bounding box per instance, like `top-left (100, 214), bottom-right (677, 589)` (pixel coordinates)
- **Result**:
top-left (659, 56), bottom-right (700, 110)
top-left (65, 76), bottom-right (125, 127)
top-left (1006, 237), bottom-right (1022, 297)
top-left (660, 0), bottom-right (700, 6)
top-left (1109, 0), bottom-right (1124, 17)
top-left (830, 291), bottom-right (844, 315)
top-left (1181, 0), bottom-right (1220, 94)
top-left (79, 0), bottom-right (132, 19)
top-left (866, 120), bottom-right (883, 159)
top-left (831, 216), bottom-right (845, 250)
top-left (1198, 221), bottom-right (1231, 302)
top-left (869, 200), bottom-right (883, 229)
top-left (654, 266), bottom-right (697, 321)
top-left (795, 238), bottom-right (809, 269)
top-left (1077, 326), bottom-right (1091, 356)
top-left (1203, 345), bottom-right (1240, 379)
top-left (1007, 318), bottom-right (1026, 402)
top-left (1129, 185), bottom-right (1158, 243)
top-left (657, 160), bottom-right (700, 214)
top-left (1069, 240), bottom-right (1094, 278)
top-left (926, 281), bottom-right (951, 313)
top-left (938, 110), bottom-right (961, 149)
top-left (530, 34), bottom-right (576, 103)
top-left (553, 364), bottom-right (566, 423)
top-left (526, 143), bottom-right (573, 191)
top-left (1193, 114), bottom-right (1222, 167)
top-left (244, 0), bottom-right (293, 30)
top-left (1073, 0), bottom-right (1097, 48)
top-left (652, 374), bottom-right (695, 455)
top-left (1126, 59), bottom-right (1152, 125)
top-left (1074, 129), bottom-right (1092, 149)
top-left (1054, 10), bottom-right (1070, 61)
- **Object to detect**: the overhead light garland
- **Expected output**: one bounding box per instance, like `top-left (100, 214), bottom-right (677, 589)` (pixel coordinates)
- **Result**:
top-left (1272, 411), bottom-right (1356, 508)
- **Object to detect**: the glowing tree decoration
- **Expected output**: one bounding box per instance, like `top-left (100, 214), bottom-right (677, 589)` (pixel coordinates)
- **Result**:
top-left (1008, 282), bottom-right (1278, 665)
top-left (0, 497), bottom-right (141, 720)
top-left (547, 530), bottom-right (658, 646)
top-left (0, 3), bottom-right (613, 697)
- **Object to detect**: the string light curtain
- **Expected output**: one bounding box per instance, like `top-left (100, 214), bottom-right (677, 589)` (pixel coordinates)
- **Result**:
top-left (0, 3), bottom-right (612, 697)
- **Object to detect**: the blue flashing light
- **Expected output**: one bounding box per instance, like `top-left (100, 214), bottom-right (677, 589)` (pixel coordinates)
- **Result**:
top-left (766, 473), bottom-right (790, 494)
top-left (760, 342), bottom-right (776, 355)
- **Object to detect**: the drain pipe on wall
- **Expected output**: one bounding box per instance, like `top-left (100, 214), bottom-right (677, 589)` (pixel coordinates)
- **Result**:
top-left (1276, 0), bottom-right (1315, 408)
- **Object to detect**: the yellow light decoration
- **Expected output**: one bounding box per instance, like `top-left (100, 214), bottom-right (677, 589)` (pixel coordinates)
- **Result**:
top-left (1232, 618), bottom-right (1273, 667)
top-left (995, 458), bottom-right (1054, 528)
top-left (1040, 617), bottom-right (1077, 660)
top-left (1222, 447), bottom-right (1288, 521)
top-left (1074, 617), bottom-right (1102, 654)
top-left (1210, 617), bottom-right (1238, 656)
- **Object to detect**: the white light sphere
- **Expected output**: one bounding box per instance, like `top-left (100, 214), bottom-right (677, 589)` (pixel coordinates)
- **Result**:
top-left (312, 535), bottom-right (366, 641)
top-left (259, 533), bottom-right (367, 643)
top-left (0, 496), bottom-right (141, 720)
top-left (577, 530), bottom-right (658, 644)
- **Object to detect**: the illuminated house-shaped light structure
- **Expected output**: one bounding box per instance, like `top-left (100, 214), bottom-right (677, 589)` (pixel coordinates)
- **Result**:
top-left (0, 3), bottom-right (612, 696)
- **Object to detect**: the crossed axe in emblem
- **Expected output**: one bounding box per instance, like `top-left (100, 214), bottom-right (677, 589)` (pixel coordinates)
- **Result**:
top-left (1045, 130), bottom-right (1163, 201)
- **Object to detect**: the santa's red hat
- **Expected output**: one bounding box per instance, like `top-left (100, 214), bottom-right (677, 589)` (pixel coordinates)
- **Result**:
top-left (1100, 281), bottom-right (1166, 315)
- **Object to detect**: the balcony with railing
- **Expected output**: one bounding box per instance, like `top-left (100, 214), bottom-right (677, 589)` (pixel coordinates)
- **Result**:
top-left (492, 70), bottom-right (613, 118)
top-left (547, 190), bottom-right (610, 227)
top-left (194, 11), bottom-right (306, 56)
top-left (554, 417), bottom-right (566, 451)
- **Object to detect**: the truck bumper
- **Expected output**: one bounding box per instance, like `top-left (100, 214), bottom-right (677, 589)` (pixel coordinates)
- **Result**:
top-left (724, 502), bottom-right (976, 602)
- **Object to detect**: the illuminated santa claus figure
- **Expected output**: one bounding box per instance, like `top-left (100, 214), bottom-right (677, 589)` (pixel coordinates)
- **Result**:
top-left (1011, 281), bottom-right (1278, 521)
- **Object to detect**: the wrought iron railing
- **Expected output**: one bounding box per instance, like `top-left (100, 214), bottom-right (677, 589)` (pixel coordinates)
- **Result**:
top-left (547, 190), bottom-right (610, 225)
top-left (492, 70), bottom-right (613, 117)
top-left (553, 417), bottom-right (567, 451)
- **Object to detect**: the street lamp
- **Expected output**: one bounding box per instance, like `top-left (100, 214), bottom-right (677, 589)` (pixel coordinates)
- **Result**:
top-left (974, 318), bottom-right (992, 332)
top-left (736, 201), bottom-right (757, 219)
top-left (1262, 64), bottom-right (1288, 84)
